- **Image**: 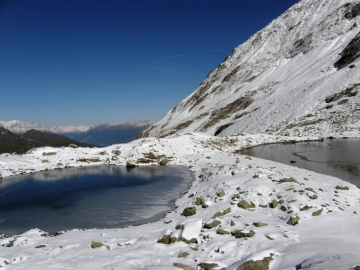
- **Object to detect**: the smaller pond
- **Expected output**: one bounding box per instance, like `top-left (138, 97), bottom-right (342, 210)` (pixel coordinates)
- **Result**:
top-left (241, 138), bottom-right (360, 186)
top-left (0, 165), bottom-right (192, 236)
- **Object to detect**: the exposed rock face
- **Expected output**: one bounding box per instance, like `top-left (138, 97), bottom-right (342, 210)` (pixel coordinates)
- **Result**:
top-left (139, 0), bottom-right (360, 138)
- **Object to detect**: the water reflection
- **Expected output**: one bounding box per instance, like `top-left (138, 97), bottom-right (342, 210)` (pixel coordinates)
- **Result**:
top-left (0, 165), bottom-right (192, 236)
top-left (241, 138), bottom-right (360, 186)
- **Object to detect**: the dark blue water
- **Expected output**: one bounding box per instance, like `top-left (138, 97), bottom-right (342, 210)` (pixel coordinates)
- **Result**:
top-left (0, 165), bottom-right (192, 236)
top-left (241, 138), bottom-right (360, 186)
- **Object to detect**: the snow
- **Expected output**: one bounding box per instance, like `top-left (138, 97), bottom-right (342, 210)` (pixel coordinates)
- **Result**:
top-left (182, 219), bottom-right (202, 241)
top-left (0, 132), bottom-right (360, 269)
top-left (1, 0), bottom-right (360, 268)
top-left (0, 120), bottom-right (155, 134)
top-left (140, 0), bottom-right (360, 139)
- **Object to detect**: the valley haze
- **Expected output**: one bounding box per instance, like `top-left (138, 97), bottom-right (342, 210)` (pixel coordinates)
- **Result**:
top-left (1, 0), bottom-right (360, 269)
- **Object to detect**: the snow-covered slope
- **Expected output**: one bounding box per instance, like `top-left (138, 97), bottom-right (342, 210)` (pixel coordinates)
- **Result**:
top-left (1, 133), bottom-right (360, 269)
top-left (139, 0), bottom-right (360, 138)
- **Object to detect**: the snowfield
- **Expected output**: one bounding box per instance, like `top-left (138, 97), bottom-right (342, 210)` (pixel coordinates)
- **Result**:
top-left (1, 133), bottom-right (359, 269)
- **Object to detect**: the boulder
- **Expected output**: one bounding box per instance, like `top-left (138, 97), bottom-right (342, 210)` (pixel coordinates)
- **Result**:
top-left (238, 200), bottom-right (255, 209)
top-left (91, 241), bottom-right (110, 250)
top-left (196, 197), bottom-right (205, 205)
top-left (178, 252), bottom-right (189, 258)
top-left (157, 234), bottom-right (171, 244)
top-left (235, 256), bottom-right (273, 270)
top-left (287, 216), bottom-right (300, 226)
top-left (160, 158), bottom-right (169, 165)
top-left (199, 263), bottom-right (219, 270)
top-left (204, 220), bottom-right (221, 229)
top-left (217, 229), bottom-right (231, 235)
top-left (126, 161), bottom-right (136, 168)
top-left (173, 263), bottom-right (195, 270)
top-left (231, 230), bottom-right (255, 238)
top-left (183, 206), bottom-right (196, 217)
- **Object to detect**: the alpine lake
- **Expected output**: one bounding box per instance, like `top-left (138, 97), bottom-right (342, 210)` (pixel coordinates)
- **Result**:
top-left (0, 165), bottom-right (192, 236)
top-left (240, 138), bottom-right (360, 187)
top-left (1, 138), bottom-right (359, 237)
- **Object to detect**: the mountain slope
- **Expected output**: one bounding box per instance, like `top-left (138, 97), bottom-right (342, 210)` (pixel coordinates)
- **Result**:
top-left (139, 0), bottom-right (360, 138)
top-left (0, 120), bottom-right (154, 146)
top-left (0, 128), bottom-right (92, 154)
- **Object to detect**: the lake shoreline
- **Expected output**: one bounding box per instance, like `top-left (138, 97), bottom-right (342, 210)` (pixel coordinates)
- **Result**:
top-left (1, 133), bottom-right (360, 269)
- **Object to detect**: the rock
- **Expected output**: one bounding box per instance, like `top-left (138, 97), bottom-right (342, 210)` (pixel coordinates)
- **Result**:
top-left (171, 236), bottom-right (177, 243)
top-left (144, 152), bottom-right (157, 159)
top-left (278, 177), bottom-right (299, 184)
top-left (68, 144), bottom-right (78, 148)
top-left (231, 230), bottom-right (255, 238)
top-left (35, 244), bottom-right (46, 248)
top-left (336, 185), bottom-right (349, 190)
top-left (196, 197), bottom-right (205, 205)
top-left (238, 199), bottom-right (255, 209)
top-left (270, 200), bottom-right (279, 208)
top-left (126, 161), bottom-right (136, 168)
top-left (183, 206), bottom-right (196, 217)
top-left (173, 262), bottom-right (195, 270)
top-left (280, 205), bottom-right (287, 211)
top-left (175, 224), bottom-right (184, 230)
top-left (112, 149), bottom-right (121, 156)
top-left (230, 220), bottom-right (236, 226)
top-left (232, 194), bottom-right (240, 200)
top-left (157, 234), bottom-right (171, 244)
top-left (308, 194), bottom-right (318, 200)
top-left (213, 207), bottom-right (231, 218)
top-left (253, 222), bottom-right (268, 227)
top-left (290, 160), bottom-right (296, 163)
top-left (160, 158), bottom-right (169, 165)
top-left (178, 252), bottom-right (189, 258)
top-left (235, 256), bottom-right (273, 270)
top-left (312, 208), bottom-right (323, 216)
top-left (217, 190), bottom-right (226, 197)
top-left (300, 205), bottom-right (311, 211)
top-left (91, 241), bottom-right (109, 250)
top-left (204, 220), bottom-right (221, 229)
top-left (217, 229), bottom-right (231, 235)
top-left (305, 187), bottom-right (317, 194)
top-left (287, 216), bottom-right (300, 226)
top-left (181, 237), bottom-right (198, 244)
top-left (202, 203), bottom-right (209, 208)
top-left (199, 262), bottom-right (219, 270)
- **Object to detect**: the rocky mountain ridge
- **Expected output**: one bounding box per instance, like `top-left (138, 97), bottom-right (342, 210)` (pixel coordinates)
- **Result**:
top-left (139, 0), bottom-right (360, 138)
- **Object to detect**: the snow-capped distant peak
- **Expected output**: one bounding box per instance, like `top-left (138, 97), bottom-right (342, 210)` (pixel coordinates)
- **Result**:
top-left (0, 120), bottom-right (156, 134)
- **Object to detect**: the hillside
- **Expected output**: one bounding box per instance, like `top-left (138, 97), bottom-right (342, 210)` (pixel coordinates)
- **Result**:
top-left (0, 128), bottom-right (92, 154)
top-left (139, 0), bottom-right (360, 138)
top-left (0, 120), bottom-right (154, 146)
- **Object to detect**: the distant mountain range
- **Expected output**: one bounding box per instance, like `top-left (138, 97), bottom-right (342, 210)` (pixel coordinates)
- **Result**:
top-left (0, 127), bottom-right (92, 154)
top-left (59, 121), bottom-right (155, 146)
top-left (0, 120), bottom-right (155, 147)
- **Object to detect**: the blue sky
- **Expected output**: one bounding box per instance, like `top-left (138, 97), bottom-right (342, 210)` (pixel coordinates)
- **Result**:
top-left (1, 0), bottom-right (299, 126)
